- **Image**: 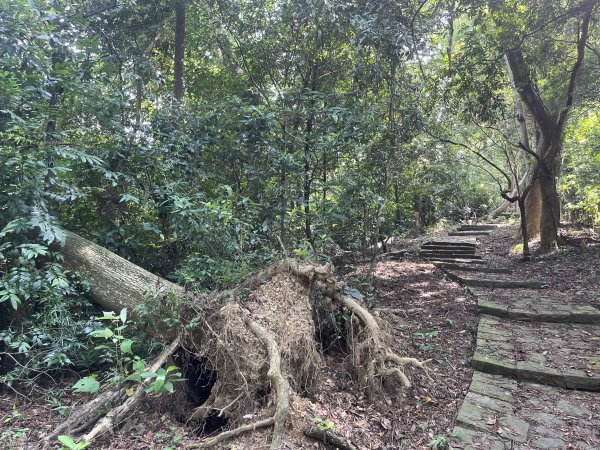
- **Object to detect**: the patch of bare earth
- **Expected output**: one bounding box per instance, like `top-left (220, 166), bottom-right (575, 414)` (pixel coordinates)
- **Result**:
top-left (327, 250), bottom-right (478, 449)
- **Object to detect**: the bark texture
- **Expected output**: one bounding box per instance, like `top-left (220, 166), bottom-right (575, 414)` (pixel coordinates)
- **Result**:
top-left (500, 1), bottom-right (595, 247)
top-left (61, 232), bottom-right (186, 315)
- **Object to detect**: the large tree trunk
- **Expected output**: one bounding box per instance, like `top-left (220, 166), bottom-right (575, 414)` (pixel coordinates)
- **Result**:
top-left (524, 179), bottom-right (541, 238)
top-left (539, 159), bottom-right (561, 247)
top-left (502, 2), bottom-right (594, 249)
top-left (61, 232), bottom-right (185, 315)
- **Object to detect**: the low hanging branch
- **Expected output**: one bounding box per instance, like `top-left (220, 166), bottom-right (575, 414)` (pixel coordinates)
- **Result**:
top-left (50, 234), bottom-right (427, 448)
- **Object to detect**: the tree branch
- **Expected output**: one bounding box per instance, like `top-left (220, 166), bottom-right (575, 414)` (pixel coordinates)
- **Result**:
top-left (557, 0), bottom-right (595, 130)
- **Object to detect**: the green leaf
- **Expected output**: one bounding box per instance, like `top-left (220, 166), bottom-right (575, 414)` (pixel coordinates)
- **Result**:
top-left (125, 373), bottom-right (142, 383)
top-left (72, 376), bottom-right (100, 394)
top-left (147, 379), bottom-right (164, 393)
top-left (120, 194), bottom-right (140, 204)
top-left (120, 339), bottom-right (134, 355)
top-left (90, 328), bottom-right (113, 339)
top-left (10, 294), bottom-right (21, 310)
top-left (119, 308), bottom-right (128, 324)
top-left (132, 359), bottom-right (146, 372)
top-left (58, 435), bottom-right (76, 449)
top-left (99, 311), bottom-right (118, 321)
top-left (18, 243), bottom-right (48, 260)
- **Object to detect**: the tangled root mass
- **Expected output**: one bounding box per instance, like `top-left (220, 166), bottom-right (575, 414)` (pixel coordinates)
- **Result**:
top-left (49, 261), bottom-right (427, 449)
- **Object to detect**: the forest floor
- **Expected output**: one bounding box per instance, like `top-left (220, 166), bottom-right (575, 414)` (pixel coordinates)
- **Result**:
top-left (1, 221), bottom-right (599, 449)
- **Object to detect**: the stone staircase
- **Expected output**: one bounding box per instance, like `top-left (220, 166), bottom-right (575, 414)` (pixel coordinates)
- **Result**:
top-left (442, 224), bottom-right (600, 449)
top-left (419, 237), bottom-right (482, 264)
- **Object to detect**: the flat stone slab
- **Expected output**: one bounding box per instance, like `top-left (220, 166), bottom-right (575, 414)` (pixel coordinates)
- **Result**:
top-left (473, 315), bottom-right (600, 390)
top-left (444, 270), bottom-right (548, 289)
top-left (458, 224), bottom-right (501, 231)
top-left (419, 250), bottom-right (483, 259)
top-left (477, 298), bottom-right (600, 324)
top-left (426, 258), bottom-right (486, 265)
top-left (420, 246), bottom-right (477, 254)
top-left (467, 286), bottom-right (600, 309)
top-left (434, 263), bottom-right (512, 274)
top-left (426, 237), bottom-right (478, 246)
top-left (450, 372), bottom-right (600, 449)
top-left (449, 231), bottom-right (491, 236)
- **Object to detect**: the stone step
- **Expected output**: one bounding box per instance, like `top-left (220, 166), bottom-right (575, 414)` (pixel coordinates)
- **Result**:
top-left (457, 224), bottom-right (500, 231)
top-left (424, 257), bottom-right (486, 265)
top-left (422, 241), bottom-right (477, 247)
top-left (420, 253), bottom-right (483, 260)
top-left (472, 315), bottom-right (600, 390)
top-left (474, 296), bottom-right (600, 324)
top-left (449, 231), bottom-right (491, 236)
top-left (469, 288), bottom-right (600, 323)
top-left (450, 371), bottom-right (600, 449)
top-left (426, 238), bottom-right (477, 247)
top-left (433, 263), bottom-right (512, 274)
top-left (421, 244), bottom-right (476, 253)
top-left (420, 248), bottom-right (477, 256)
top-left (443, 270), bottom-right (547, 289)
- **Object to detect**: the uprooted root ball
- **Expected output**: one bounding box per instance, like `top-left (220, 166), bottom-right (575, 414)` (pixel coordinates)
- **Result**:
top-left (49, 261), bottom-right (427, 449)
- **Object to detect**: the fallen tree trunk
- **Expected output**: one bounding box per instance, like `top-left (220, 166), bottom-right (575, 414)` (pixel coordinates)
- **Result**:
top-left (62, 231), bottom-right (186, 314)
top-left (55, 232), bottom-right (426, 448)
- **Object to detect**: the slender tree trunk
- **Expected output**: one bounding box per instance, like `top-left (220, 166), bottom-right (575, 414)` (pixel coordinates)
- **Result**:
top-left (322, 153), bottom-right (327, 200)
top-left (135, 78), bottom-right (143, 128)
top-left (173, 0), bottom-right (186, 100)
top-left (367, 168), bottom-right (389, 286)
top-left (394, 180), bottom-right (401, 226)
top-left (446, 0), bottom-right (455, 78)
top-left (517, 199), bottom-right (532, 259)
top-left (304, 116), bottom-right (314, 247)
top-left (367, 55), bottom-right (396, 285)
top-left (361, 203), bottom-right (369, 257)
top-left (415, 195), bottom-right (423, 232)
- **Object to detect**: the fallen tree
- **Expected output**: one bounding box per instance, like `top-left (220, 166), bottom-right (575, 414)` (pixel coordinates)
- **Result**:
top-left (51, 232), bottom-right (426, 448)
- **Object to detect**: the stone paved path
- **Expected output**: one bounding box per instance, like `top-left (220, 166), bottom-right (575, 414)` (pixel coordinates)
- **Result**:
top-left (447, 224), bottom-right (600, 449)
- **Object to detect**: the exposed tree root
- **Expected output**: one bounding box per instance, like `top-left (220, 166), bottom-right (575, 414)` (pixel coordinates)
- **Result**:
top-left (188, 313), bottom-right (290, 449)
top-left (304, 426), bottom-right (360, 450)
top-left (45, 339), bottom-right (179, 445)
top-left (187, 417), bottom-right (275, 449)
top-left (49, 248), bottom-right (427, 448)
top-left (246, 318), bottom-right (290, 450)
top-left (286, 261), bottom-right (427, 397)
